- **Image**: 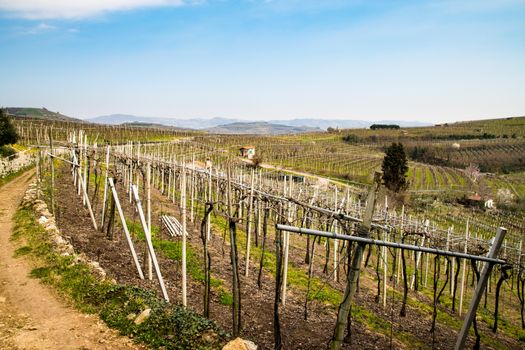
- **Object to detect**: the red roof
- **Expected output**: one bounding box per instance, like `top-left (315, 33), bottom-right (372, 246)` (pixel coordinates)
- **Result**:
top-left (467, 194), bottom-right (482, 201)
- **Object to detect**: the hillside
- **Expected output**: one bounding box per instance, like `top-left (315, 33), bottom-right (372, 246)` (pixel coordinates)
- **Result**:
top-left (6, 107), bottom-right (81, 122)
top-left (269, 118), bottom-right (432, 129)
top-left (120, 121), bottom-right (194, 132)
top-left (89, 114), bottom-right (431, 131)
top-left (5, 117), bottom-right (525, 350)
top-left (89, 114), bottom-right (240, 129)
top-left (205, 121), bottom-right (322, 135)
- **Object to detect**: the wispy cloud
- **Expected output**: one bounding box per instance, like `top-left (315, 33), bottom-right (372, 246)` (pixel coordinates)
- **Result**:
top-left (24, 22), bottom-right (57, 35)
top-left (0, 0), bottom-right (191, 20)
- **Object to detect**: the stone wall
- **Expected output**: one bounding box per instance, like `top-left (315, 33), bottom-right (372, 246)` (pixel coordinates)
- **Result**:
top-left (0, 150), bottom-right (35, 178)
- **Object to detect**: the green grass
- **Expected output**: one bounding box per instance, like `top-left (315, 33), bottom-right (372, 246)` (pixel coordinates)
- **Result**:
top-left (127, 220), bottom-right (223, 287)
top-left (12, 204), bottom-right (227, 349)
top-left (425, 167), bottom-right (434, 189)
top-left (13, 245), bottom-right (32, 257)
top-left (218, 288), bottom-right (233, 306)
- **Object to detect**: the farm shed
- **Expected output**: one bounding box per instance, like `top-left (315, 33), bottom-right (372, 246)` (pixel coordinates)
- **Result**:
top-left (463, 193), bottom-right (494, 209)
top-left (239, 145), bottom-right (256, 159)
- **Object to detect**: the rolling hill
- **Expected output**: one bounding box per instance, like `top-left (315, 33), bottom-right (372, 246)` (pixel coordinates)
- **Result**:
top-left (6, 107), bottom-right (81, 122)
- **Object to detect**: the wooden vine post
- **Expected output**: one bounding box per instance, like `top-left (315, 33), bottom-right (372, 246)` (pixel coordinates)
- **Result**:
top-left (201, 201), bottom-right (213, 318)
top-left (77, 131), bottom-right (82, 196)
top-left (131, 185), bottom-right (170, 302)
top-left (108, 178), bottom-right (145, 279)
top-left (281, 175), bottom-right (292, 306)
top-left (206, 166), bottom-right (212, 241)
top-left (245, 168), bottom-right (255, 277)
top-left (35, 150), bottom-right (40, 199)
top-left (329, 172), bottom-right (381, 350)
top-left (410, 219), bottom-right (428, 290)
top-left (48, 127), bottom-right (55, 216)
top-left (227, 164), bottom-right (241, 337)
top-left (83, 134), bottom-right (88, 206)
top-left (72, 151), bottom-right (98, 231)
top-left (181, 160), bottom-right (188, 306)
top-left (274, 203), bottom-right (284, 350)
top-left (100, 145), bottom-right (110, 229)
top-left (454, 227), bottom-right (507, 350)
top-left (146, 162), bottom-right (153, 280)
top-left (459, 219), bottom-right (469, 316)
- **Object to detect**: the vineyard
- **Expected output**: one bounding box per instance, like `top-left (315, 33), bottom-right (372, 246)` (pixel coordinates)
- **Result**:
top-left (1, 117), bottom-right (524, 350)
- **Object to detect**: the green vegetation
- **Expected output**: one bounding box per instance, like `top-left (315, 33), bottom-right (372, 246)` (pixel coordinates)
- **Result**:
top-left (0, 145), bottom-right (17, 157)
top-left (0, 108), bottom-right (19, 147)
top-left (370, 124), bottom-right (400, 130)
top-left (13, 117), bottom-right (198, 145)
top-left (127, 220), bottom-right (224, 289)
top-left (382, 142), bottom-right (409, 192)
top-left (6, 107), bottom-right (77, 121)
top-left (12, 205), bottom-right (227, 349)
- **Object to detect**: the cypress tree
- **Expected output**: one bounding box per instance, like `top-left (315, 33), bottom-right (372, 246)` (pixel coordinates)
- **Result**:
top-left (382, 142), bottom-right (408, 192)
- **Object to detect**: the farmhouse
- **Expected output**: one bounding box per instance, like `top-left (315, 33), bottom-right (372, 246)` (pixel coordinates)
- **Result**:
top-left (239, 145), bottom-right (256, 159)
top-left (463, 193), bottom-right (495, 209)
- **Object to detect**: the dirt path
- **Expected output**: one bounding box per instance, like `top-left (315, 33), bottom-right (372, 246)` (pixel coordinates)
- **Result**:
top-left (0, 171), bottom-right (143, 350)
top-left (241, 159), bottom-right (367, 192)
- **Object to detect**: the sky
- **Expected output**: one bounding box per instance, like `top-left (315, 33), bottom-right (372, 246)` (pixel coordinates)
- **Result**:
top-left (0, 0), bottom-right (524, 123)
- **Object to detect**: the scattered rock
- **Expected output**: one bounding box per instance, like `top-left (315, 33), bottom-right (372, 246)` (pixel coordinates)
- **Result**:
top-left (0, 296), bottom-right (6, 303)
top-left (201, 329), bottom-right (219, 344)
top-left (222, 337), bottom-right (258, 350)
top-left (134, 308), bottom-right (151, 325)
top-left (243, 339), bottom-right (257, 350)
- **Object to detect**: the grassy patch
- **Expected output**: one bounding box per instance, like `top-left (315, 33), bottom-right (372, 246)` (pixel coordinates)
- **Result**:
top-left (12, 205), bottom-right (227, 349)
top-left (218, 288), bottom-right (233, 306)
top-left (13, 245), bottom-right (32, 257)
top-left (126, 220), bottom-right (223, 288)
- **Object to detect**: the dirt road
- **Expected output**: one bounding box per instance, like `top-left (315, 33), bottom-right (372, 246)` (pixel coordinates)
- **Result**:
top-left (0, 171), bottom-right (142, 350)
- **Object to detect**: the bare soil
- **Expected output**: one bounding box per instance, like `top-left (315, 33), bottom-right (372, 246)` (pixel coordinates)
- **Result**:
top-left (53, 164), bottom-right (523, 350)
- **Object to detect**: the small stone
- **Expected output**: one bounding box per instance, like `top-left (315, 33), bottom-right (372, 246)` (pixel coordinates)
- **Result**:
top-left (0, 296), bottom-right (6, 303)
top-left (127, 313), bottom-right (137, 321)
top-left (134, 308), bottom-right (151, 325)
top-left (201, 329), bottom-right (219, 343)
top-left (222, 338), bottom-right (252, 350)
top-left (243, 340), bottom-right (257, 350)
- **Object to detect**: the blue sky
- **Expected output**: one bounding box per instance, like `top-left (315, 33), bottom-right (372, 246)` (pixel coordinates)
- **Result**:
top-left (0, 0), bottom-right (524, 123)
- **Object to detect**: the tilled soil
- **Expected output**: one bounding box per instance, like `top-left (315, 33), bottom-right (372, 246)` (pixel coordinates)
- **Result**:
top-left (54, 165), bottom-right (522, 350)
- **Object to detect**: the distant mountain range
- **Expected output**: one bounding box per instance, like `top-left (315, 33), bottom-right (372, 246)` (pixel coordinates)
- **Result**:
top-left (4, 108), bottom-right (432, 135)
top-left (205, 122), bottom-right (322, 135)
top-left (87, 114), bottom-right (432, 132)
